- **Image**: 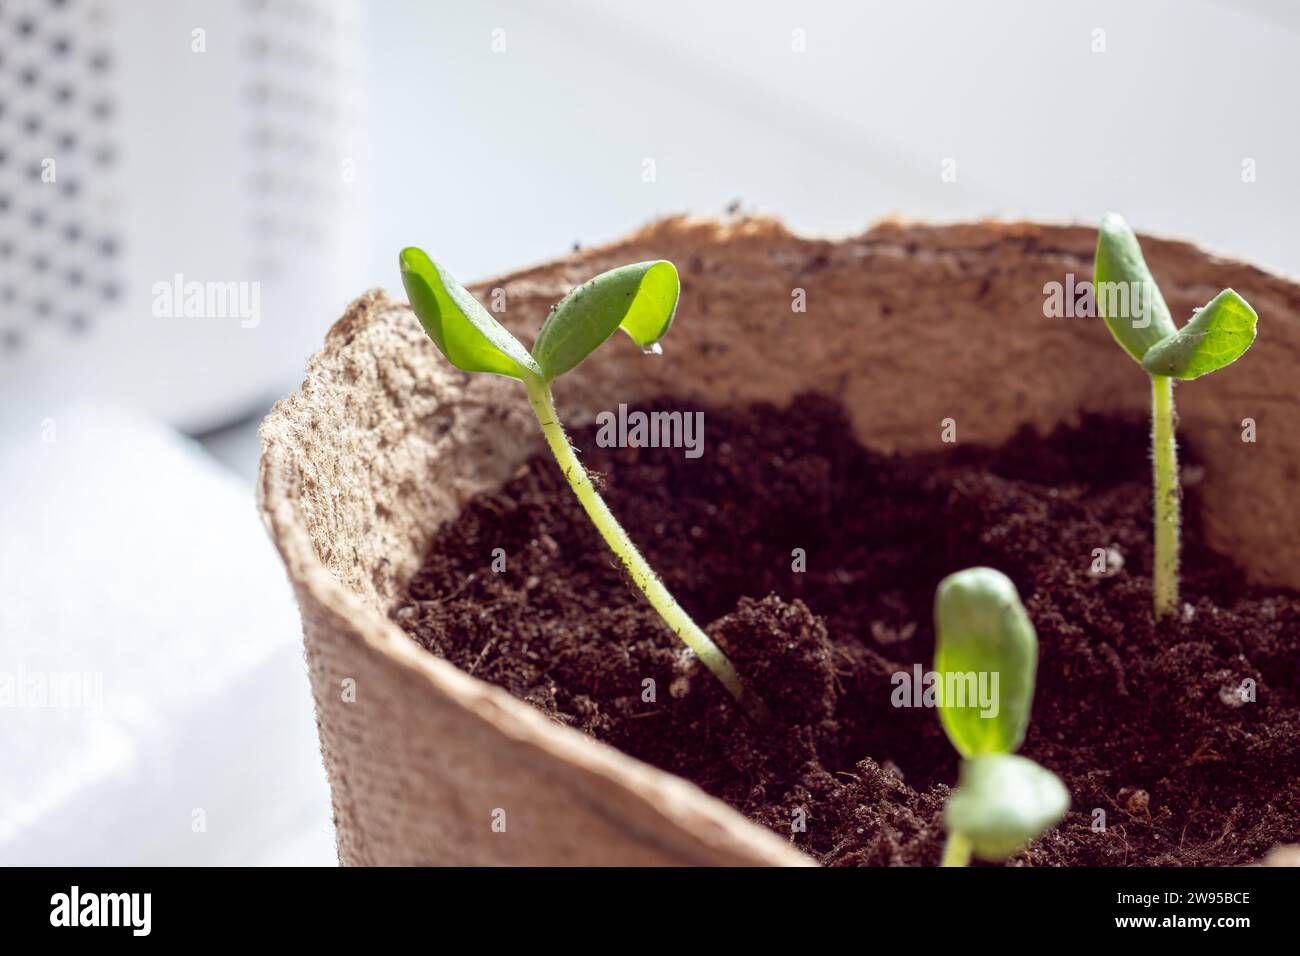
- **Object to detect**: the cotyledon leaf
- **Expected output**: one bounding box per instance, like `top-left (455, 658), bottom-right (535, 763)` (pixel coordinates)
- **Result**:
top-left (532, 260), bottom-right (679, 381)
top-left (1094, 212), bottom-right (1177, 363)
top-left (399, 247), bottom-right (541, 380)
top-left (944, 753), bottom-right (1070, 861)
top-left (1141, 288), bottom-right (1258, 380)
top-left (933, 567), bottom-right (1038, 758)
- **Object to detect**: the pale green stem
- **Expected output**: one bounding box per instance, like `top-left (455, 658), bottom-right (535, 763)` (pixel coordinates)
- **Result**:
top-left (1150, 374), bottom-right (1180, 619)
top-left (940, 831), bottom-right (973, 867)
top-left (522, 372), bottom-right (769, 724)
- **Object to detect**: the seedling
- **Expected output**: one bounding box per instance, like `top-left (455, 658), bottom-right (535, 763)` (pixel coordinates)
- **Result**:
top-left (1094, 214), bottom-right (1258, 619)
top-left (933, 567), bottom-right (1068, 866)
top-left (398, 248), bottom-right (769, 723)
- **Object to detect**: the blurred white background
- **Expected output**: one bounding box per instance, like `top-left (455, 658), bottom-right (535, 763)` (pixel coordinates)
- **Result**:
top-left (372, 0), bottom-right (1299, 288)
top-left (1, 0), bottom-right (1296, 865)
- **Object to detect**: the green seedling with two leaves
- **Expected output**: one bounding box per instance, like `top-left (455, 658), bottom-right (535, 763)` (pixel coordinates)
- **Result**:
top-left (399, 248), bottom-right (769, 724)
top-left (933, 567), bottom-right (1069, 866)
top-left (1094, 214), bottom-right (1258, 620)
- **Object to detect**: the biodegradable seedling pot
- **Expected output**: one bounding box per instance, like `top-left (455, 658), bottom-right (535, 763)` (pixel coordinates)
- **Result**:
top-left (258, 217), bottom-right (1300, 866)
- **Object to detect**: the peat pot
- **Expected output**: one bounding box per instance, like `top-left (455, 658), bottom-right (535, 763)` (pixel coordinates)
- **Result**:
top-left (258, 218), bottom-right (1300, 865)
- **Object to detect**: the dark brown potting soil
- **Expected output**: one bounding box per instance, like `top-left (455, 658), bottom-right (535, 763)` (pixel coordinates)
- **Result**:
top-left (395, 395), bottom-right (1300, 865)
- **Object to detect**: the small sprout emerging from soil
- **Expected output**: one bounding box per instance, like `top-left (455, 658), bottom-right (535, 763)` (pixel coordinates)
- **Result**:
top-left (399, 248), bottom-right (769, 723)
top-left (1094, 214), bottom-right (1258, 619)
top-left (933, 568), bottom-right (1069, 865)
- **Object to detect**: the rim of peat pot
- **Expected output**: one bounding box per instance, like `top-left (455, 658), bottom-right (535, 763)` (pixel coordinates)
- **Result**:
top-left (258, 216), bottom-right (1300, 866)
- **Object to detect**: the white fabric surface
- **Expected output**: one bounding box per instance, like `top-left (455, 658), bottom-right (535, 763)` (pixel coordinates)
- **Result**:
top-left (0, 403), bottom-right (334, 865)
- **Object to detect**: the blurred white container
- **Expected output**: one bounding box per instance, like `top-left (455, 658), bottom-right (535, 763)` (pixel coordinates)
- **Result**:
top-left (0, 0), bottom-right (366, 431)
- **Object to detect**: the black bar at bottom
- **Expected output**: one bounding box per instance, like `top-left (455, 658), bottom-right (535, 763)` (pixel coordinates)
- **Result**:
top-left (0, 865), bottom-right (1279, 940)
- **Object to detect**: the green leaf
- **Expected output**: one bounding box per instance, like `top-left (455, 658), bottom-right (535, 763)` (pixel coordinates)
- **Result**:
top-left (944, 754), bottom-right (1070, 861)
top-left (1093, 212), bottom-right (1178, 363)
top-left (399, 247), bottom-right (541, 380)
top-left (532, 260), bottom-right (679, 381)
top-left (1141, 288), bottom-right (1258, 380)
top-left (934, 567), bottom-right (1037, 757)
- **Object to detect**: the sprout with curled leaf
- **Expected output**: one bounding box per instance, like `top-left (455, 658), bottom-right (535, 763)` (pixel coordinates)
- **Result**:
top-left (399, 248), bottom-right (769, 723)
top-left (1094, 214), bottom-right (1259, 619)
top-left (933, 567), bottom-right (1069, 866)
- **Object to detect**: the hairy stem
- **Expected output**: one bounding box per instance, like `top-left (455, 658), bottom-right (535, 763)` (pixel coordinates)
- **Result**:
top-left (1150, 374), bottom-right (1180, 619)
top-left (940, 831), bottom-right (973, 868)
top-left (522, 373), bottom-right (769, 724)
